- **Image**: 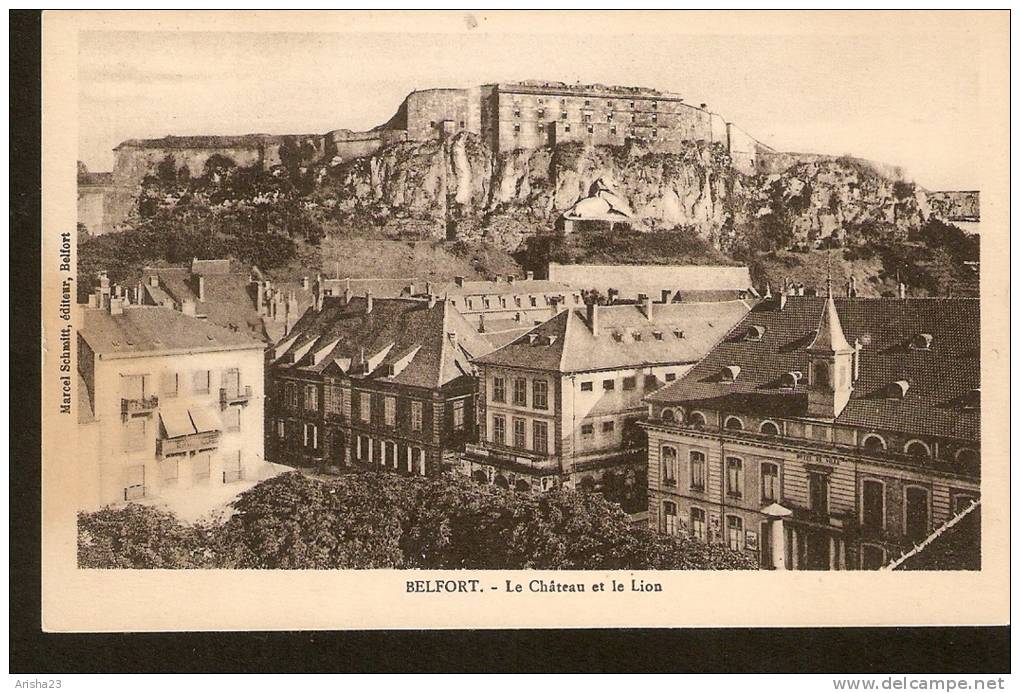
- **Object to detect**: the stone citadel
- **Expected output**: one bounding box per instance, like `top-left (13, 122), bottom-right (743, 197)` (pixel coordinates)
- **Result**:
top-left (79, 80), bottom-right (775, 234)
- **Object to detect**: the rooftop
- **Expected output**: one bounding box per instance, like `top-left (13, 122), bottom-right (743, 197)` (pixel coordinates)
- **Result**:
top-left (547, 263), bottom-right (752, 297)
top-left (475, 300), bottom-right (753, 374)
top-left (79, 305), bottom-right (264, 358)
top-left (273, 297), bottom-right (494, 389)
top-left (646, 296), bottom-right (980, 441)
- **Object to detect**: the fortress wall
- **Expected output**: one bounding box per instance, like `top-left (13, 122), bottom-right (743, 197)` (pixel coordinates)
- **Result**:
top-left (726, 123), bottom-right (762, 175)
top-left (405, 88), bottom-right (473, 141)
top-left (112, 145), bottom-right (265, 187)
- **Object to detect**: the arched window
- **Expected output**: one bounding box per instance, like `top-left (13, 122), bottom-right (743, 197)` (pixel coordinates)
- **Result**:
top-left (661, 408), bottom-right (675, 422)
top-left (724, 416), bottom-right (744, 431)
top-left (861, 434), bottom-right (886, 452)
top-left (955, 448), bottom-right (979, 466)
top-left (760, 421), bottom-right (781, 436)
top-left (689, 411), bottom-right (707, 428)
top-left (905, 440), bottom-right (931, 458)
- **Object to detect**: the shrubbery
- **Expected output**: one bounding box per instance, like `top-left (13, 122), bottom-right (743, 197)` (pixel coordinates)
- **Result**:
top-left (78, 472), bottom-right (757, 571)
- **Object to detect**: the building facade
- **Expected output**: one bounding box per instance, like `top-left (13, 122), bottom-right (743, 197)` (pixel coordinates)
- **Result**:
top-left (77, 295), bottom-right (266, 510)
top-left (465, 297), bottom-right (752, 493)
top-left (642, 291), bottom-right (981, 570)
top-left (266, 294), bottom-right (493, 476)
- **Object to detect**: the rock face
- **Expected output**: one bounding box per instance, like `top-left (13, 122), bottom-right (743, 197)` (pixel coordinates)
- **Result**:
top-left (292, 132), bottom-right (931, 252)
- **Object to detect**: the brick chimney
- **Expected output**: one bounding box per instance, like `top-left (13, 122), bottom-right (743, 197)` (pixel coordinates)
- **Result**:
top-left (525, 271), bottom-right (535, 281)
top-left (109, 297), bottom-right (124, 315)
top-left (586, 301), bottom-right (600, 337)
top-left (454, 276), bottom-right (466, 287)
top-left (660, 289), bottom-right (672, 303)
top-left (640, 293), bottom-right (653, 321)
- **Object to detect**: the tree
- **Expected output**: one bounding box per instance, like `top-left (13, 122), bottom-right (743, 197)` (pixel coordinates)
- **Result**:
top-left (77, 505), bottom-right (216, 569)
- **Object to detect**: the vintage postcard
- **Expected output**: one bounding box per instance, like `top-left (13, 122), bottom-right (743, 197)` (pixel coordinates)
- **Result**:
top-left (40, 10), bottom-right (1009, 632)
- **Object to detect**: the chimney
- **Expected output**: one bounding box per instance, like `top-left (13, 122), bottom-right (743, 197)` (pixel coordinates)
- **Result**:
top-left (586, 302), bottom-right (599, 337)
top-left (344, 286), bottom-right (353, 305)
top-left (148, 274), bottom-right (159, 287)
top-left (428, 293), bottom-right (437, 308)
top-left (661, 289), bottom-right (672, 304)
top-left (302, 276), bottom-right (310, 291)
top-left (256, 281), bottom-right (265, 315)
top-left (478, 314), bottom-right (486, 333)
top-left (109, 297), bottom-right (124, 315)
top-left (365, 291), bottom-right (374, 313)
top-left (507, 275), bottom-right (516, 285)
top-left (898, 282), bottom-right (907, 299)
top-left (87, 294), bottom-right (98, 308)
top-left (849, 275), bottom-right (858, 298)
top-left (608, 288), bottom-right (619, 304)
top-left (425, 281), bottom-right (434, 295)
top-left (525, 271), bottom-right (534, 281)
top-left (796, 283), bottom-right (805, 296)
top-left (181, 299), bottom-right (196, 316)
top-left (764, 281), bottom-right (772, 300)
top-left (494, 275), bottom-right (503, 283)
top-left (197, 275), bottom-right (206, 302)
top-left (640, 293), bottom-right (653, 321)
top-left (407, 283), bottom-right (416, 296)
top-left (853, 339), bottom-right (862, 383)
top-left (779, 292), bottom-right (787, 310)
top-left (454, 276), bottom-right (466, 287)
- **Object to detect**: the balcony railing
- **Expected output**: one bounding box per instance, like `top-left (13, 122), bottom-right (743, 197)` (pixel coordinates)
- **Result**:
top-left (123, 484), bottom-right (146, 501)
top-left (121, 394), bottom-right (159, 417)
top-left (463, 442), bottom-right (560, 473)
top-left (220, 385), bottom-right (253, 409)
top-left (223, 469), bottom-right (243, 483)
top-left (157, 430), bottom-right (221, 458)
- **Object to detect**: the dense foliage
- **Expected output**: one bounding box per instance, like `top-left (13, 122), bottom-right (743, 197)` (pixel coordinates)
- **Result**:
top-left (78, 472), bottom-right (756, 571)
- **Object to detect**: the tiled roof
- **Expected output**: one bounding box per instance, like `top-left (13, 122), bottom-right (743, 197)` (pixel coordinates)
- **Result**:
top-left (547, 263), bottom-right (752, 297)
top-left (434, 279), bottom-right (578, 298)
top-left (273, 297), bottom-right (494, 390)
top-left (143, 268), bottom-right (266, 341)
top-left (475, 300), bottom-right (752, 374)
top-left (190, 259), bottom-right (232, 275)
top-left (646, 296), bottom-right (980, 441)
top-left (79, 305), bottom-right (263, 357)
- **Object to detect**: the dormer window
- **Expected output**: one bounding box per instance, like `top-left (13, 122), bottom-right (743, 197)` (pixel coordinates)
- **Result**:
top-left (612, 332), bottom-right (623, 343)
top-left (652, 331), bottom-right (663, 340)
top-left (527, 334), bottom-right (539, 345)
top-left (745, 325), bottom-right (766, 342)
top-left (781, 371), bottom-right (803, 389)
top-left (673, 329), bottom-right (684, 339)
top-left (887, 380), bottom-right (910, 399)
top-left (963, 388), bottom-right (980, 410)
top-left (910, 333), bottom-right (933, 351)
top-left (632, 332), bottom-right (642, 341)
top-left (544, 335), bottom-right (558, 346)
top-left (721, 365), bottom-right (741, 382)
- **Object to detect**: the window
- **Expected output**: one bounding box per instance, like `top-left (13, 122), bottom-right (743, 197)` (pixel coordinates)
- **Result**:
top-left (662, 501), bottom-right (677, 535)
top-left (161, 371), bottom-right (178, 397)
top-left (583, 113), bottom-right (591, 123)
top-left (610, 126), bottom-right (617, 135)
top-left (326, 384), bottom-right (343, 415)
top-left (809, 471), bottom-right (829, 515)
top-left (860, 544), bottom-right (886, 570)
top-left (956, 448), bottom-right (979, 465)
top-left (760, 421), bottom-right (781, 436)
top-left (580, 381), bottom-right (593, 392)
top-left (358, 392), bottom-right (371, 422)
top-left (492, 415), bottom-right (506, 445)
top-left (953, 492), bottom-right (978, 513)
top-left (602, 420), bottom-right (615, 433)
top-left (862, 434), bottom-right (886, 452)
top-left (689, 411), bottom-right (707, 428)
top-left (492, 376), bottom-right (506, 403)
top-left (513, 125), bottom-right (521, 134)
top-left (661, 446), bottom-right (677, 487)
top-left (379, 396), bottom-right (394, 427)
top-left (533, 421), bottom-right (549, 454)
top-left (286, 382), bottom-right (298, 408)
top-left (303, 423), bottom-right (318, 449)
top-left (904, 487), bottom-right (930, 541)
top-left (513, 109), bottom-right (521, 118)
top-left (124, 417), bottom-right (146, 452)
top-left (761, 462), bottom-right (779, 502)
top-left (905, 440), bottom-right (931, 458)
top-left (727, 515), bottom-right (744, 551)
top-left (225, 405), bottom-right (241, 432)
top-left (602, 379), bottom-right (615, 391)
top-left (537, 108), bottom-right (545, 118)
top-left (813, 361), bottom-right (830, 388)
top-left (622, 376), bottom-right (636, 391)
top-left (513, 418), bottom-right (527, 449)
top-left (411, 401), bottom-right (423, 432)
top-left (861, 479), bottom-right (885, 533)
top-left (276, 419), bottom-right (285, 439)
top-left (690, 507), bottom-right (706, 541)
top-left (192, 370), bottom-right (210, 394)
top-left (644, 374), bottom-right (658, 389)
top-left (160, 459), bottom-right (179, 486)
top-left (726, 457), bottom-right (743, 498)
top-left (665, 373), bottom-right (677, 382)
top-left (561, 111), bottom-right (567, 120)
top-left (689, 451), bottom-right (706, 490)
top-left (581, 423), bottom-right (594, 436)
top-left (513, 378), bottom-right (527, 406)
top-left (586, 124), bottom-right (594, 134)
top-left (120, 373), bottom-right (149, 400)
top-left (533, 380), bottom-right (549, 410)
top-left (452, 399), bottom-right (466, 431)
top-left (192, 454), bottom-right (211, 482)
top-left (305, 384), bottom-right (318, 411)
top-left (724, 416), bottom-right (744, 431)
top-left (564, 124), bottom-right (571, 133)
top-left (529, 296), bottom-right (537, 307)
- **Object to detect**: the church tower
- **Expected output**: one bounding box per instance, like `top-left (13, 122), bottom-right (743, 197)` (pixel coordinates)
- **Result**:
top-left (806, 293), bottom-right (854, 419)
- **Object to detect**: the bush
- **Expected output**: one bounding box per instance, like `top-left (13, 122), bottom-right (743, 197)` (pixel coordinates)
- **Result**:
top-left (77, 505), bottom-right (218, 569)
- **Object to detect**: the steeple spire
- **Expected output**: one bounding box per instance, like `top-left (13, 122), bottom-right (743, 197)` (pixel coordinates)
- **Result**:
top-left (807, 295), bottom-right (853, 355)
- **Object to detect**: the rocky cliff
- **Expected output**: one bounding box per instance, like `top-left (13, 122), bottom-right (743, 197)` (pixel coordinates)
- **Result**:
top-left (311, 132), bottom-right (931, 253)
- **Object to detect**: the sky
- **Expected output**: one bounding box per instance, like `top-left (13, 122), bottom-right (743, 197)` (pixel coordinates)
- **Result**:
top-left (78, 27), bottom-right (983, 190)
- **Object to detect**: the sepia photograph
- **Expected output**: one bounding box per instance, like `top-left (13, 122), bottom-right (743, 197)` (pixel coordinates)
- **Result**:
top-left (33, 10), bottom-right (1009, 639)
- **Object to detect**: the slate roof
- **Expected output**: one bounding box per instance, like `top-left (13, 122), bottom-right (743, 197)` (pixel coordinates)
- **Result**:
top-left (142, 267), bottom-right (266, 341)
top-left (79, 305), bottom-right (263, 357)
top-left (646, 296), bottom-right (980, 441)
top-left (273, 297), bottom-right (494, 390)
top-left (475, 300), bottom-right (753, 374)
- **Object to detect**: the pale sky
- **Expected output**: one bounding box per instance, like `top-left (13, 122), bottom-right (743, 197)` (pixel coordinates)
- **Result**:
top-left (79, 28), bottom-right (983, 190)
